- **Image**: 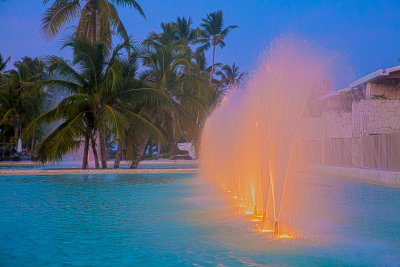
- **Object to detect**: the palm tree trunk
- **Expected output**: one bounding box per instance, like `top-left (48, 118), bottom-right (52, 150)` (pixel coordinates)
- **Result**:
top-left (210, 44), bottom-right (216, 83)
top-left (82, 134), bottom-right (90, 169)
top-left (114, 141), bottom-right (122, 168)
top-left (170, 142), bottom-right (178, 158)
top-left (90, 135), bottom-right (100, 169)
top-left (99, 128), bottom-right (107, 169)
top-left (91, 7), bottom-right (97, 43)
top-left (31, 135), bottom-right (35, 157)
top-left (130, 135), bottom-right (149, 169)
top-left (156, 142), bottom-right (162, 160)
top-left (13, 123), bottom-right (18, 148)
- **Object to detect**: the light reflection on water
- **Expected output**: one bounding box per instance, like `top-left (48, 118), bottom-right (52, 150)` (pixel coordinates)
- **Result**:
top-left (0, 173), bottom-right (399, 266)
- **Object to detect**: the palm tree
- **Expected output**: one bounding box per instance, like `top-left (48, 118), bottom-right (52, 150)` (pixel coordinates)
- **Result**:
top-left (0, 53), bottom-right (10, 73)
top-left (30, 38), bottom-right (165, 169)
top-left (215, 63), bottom-right (245, 89)
top-left (199, 10), bottom-right (238, 82)
top-left (143, 22), bottom-right (177, 48)
top-left (175, 16), bottom-right (199, 51)
top-left (0, 57), bottom-right (47, 154)
top-left (144, 16), bottom-right (200, 52)
top-left (42, 0), bottom-right (145, 45)
top-left (131, 40), bottom-right (212, 167)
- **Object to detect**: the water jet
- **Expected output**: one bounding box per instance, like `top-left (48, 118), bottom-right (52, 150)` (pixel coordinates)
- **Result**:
top-left (201, 37), bottom-right (327, 238)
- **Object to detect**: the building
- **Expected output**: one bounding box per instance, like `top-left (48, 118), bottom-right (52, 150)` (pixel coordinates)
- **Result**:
top-left (300, 66), bottom-right (400, 171)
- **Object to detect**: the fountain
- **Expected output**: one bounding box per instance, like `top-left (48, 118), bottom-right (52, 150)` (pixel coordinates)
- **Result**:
top-left (200, 38), bottom-right (328, 237)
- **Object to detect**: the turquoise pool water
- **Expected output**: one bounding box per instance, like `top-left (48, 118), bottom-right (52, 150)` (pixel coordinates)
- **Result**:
top-left (0, 173), bottom-right (399, 266)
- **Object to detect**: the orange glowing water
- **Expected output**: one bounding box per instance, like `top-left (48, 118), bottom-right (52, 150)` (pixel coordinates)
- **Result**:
top-left (200, 38), bottom-right (328, 236)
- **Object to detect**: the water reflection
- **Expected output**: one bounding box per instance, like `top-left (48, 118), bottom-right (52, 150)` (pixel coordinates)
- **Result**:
top-left (0, 173), bottom-right (399, 265)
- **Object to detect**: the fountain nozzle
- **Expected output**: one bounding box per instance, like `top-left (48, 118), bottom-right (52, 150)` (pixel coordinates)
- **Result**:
top-left (274, 220), bottom-right (278, 237)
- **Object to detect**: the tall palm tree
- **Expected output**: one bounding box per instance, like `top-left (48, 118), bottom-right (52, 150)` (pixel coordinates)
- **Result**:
top-left (175, 16), bottom-right (199, 51)
top-left (144, 16), bottom-right (199, 52)
top-left (215, 63), bottom-right (245, 90)
top-left (143, 22), bottom-right (177, 48)
top-left (199, 10), bottom-right (238, 83)
top-left (42, 0), bottom-right (145, 45)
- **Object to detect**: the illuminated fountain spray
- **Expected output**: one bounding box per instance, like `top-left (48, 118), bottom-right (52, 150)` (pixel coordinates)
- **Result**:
top-left (201, 38), bottom-right (327, 238)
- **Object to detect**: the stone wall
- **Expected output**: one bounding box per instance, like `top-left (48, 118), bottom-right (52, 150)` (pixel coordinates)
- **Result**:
top-left (353, 100), bottom-right (400, 135)
top-left (324, 111), bottom-right (352, 138)
top-left (366, 82), bottom-right (400, 99)
top-left (299, 110), bottom-right (352, 140)
top-left (299, 99), bottom-right (400, 169)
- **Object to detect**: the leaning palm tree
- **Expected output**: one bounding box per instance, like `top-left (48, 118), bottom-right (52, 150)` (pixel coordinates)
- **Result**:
top-left (42, 0), bottom-right (145, 45)
top-left (215, 63), bottom-right (245, 90)
top-left (0, 53), bottom-right (10, 73)
top-left (198, 10), bottom-right (238, 82)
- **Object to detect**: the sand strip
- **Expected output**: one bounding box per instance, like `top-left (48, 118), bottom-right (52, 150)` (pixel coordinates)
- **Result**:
top-left (0, 168), bottom-right (199, 176)
top-left (0, 160), bottom-right (198, 167)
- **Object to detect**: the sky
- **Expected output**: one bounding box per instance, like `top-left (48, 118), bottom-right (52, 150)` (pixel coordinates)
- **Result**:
top-left (1, 0), bottom-right (400, 89)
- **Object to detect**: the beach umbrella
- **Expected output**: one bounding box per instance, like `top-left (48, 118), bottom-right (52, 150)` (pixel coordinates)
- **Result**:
top-left (17, 138), bottom-right (22, 153)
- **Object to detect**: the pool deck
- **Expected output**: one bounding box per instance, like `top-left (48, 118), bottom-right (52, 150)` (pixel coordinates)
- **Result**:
top-left (0, 159), bottom-right (198, 167)
top-left (0, 168), bottom-right (199, 176)
top-left (309, 165), bottom-right (400, 189)
top-left (0, 160), bottom-right (199, 176)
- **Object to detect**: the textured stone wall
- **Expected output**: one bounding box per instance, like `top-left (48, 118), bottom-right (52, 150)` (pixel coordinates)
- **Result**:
top-left (299, 99), bottom-right (400, 168)
top-left (353, 100), bottom-right (400, 135)
top-left (366, 82), bottom-right (400, 99)
top-left (324, 111), bottom-right (352, 138)
top-left (299, 110), bottom-right (352, 140)
top-left (298, 117), bottom-right (324, 141)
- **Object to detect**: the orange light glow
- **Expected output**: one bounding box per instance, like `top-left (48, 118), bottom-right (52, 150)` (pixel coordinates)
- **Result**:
top-left (200, 38), bottom-right (326, 241)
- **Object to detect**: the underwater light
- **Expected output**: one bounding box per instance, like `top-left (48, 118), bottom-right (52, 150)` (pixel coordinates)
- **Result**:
top-left (233, 196), bottom-right (238, 199)
top-left (260, 229), bottom-right (273, 233)
top-left (278, 234), bottom-right (291, 239)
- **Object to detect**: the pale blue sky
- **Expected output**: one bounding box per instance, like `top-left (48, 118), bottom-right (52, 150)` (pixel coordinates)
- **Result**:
top-left (1, 0), bottom-right (400, 88)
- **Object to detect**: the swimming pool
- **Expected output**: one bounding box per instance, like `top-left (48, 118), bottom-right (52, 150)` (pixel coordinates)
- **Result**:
top-left (0, 173), bottom-right (399, 265)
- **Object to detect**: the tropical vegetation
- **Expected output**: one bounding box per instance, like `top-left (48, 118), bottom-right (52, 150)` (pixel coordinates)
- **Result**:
top-left (0, 6), bottom-right (245, 168)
